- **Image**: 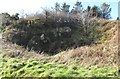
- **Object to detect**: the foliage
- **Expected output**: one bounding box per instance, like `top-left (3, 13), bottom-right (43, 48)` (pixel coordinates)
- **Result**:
top-left (55, 2), bottom-right (60, 13)
top-left (1, 13), bottom-right (19, 25)
top-left (86, 3), bottom-right (111, 19)
top-left (71, 1), bottom-right (83, 15)
top-left (0, 1), bottom-right (117, 78)
top-left (1, 2), bottom-right (112, 55)
top-left (0, 56), bottom-right (118, 77)
top-left (2, 12), bottom-right (101, 55)
top-left (100, 3), bottom-right (112, 19)
top-left (1, 19), bottom-right (118, 67)
top-left (61, 2), bottom-right (70, 16)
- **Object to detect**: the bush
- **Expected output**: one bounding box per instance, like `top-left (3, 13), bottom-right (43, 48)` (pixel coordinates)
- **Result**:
top-left (3, 13), bottom-right (100, 55)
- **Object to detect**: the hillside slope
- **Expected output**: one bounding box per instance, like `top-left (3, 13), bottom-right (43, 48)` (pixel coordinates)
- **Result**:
top-left (0, 19), bottom-right (119, 67)
top-left (47, 19), bottom-right (119, 67)
top-left (0, 19), bottom-right (119, 77)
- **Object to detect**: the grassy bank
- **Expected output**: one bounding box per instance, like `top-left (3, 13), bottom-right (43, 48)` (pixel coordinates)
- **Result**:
top-left (0, 55), bottom-right (118, 77)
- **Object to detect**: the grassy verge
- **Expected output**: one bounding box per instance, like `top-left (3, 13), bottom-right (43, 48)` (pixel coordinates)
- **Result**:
top-left (0, 55), bottom-right (118, 77)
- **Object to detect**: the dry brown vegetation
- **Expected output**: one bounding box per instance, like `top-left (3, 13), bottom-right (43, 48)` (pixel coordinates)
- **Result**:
top-left (0, 19), bottom-right (119, 67)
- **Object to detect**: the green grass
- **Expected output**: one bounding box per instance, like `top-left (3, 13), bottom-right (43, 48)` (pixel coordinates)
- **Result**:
top-left (0, 56), bottom-right (118, 77)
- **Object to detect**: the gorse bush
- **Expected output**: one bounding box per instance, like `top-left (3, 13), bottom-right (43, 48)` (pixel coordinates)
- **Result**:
top-left (2, 11), bottom-right (101, 55)
top-left (2, 1), bottom-right (110, 55)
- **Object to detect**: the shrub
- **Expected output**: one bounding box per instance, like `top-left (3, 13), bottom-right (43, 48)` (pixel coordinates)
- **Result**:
top-left (3, 12), bottom-right (100, 55)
